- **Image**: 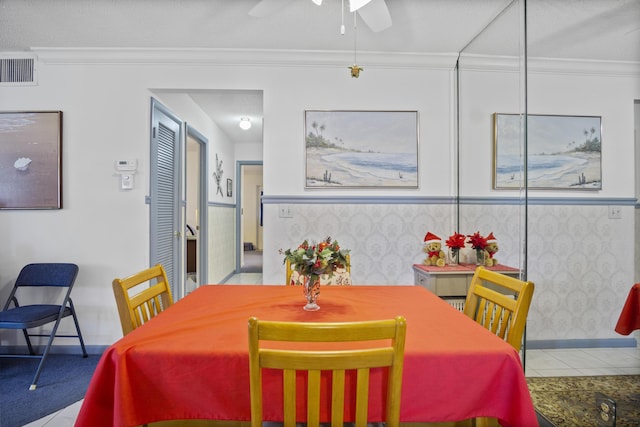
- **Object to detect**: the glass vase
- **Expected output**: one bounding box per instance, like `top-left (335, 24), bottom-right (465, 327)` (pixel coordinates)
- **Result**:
top-left (475, 248), bottom-right (485, 266)
top-left (448, 248), bottom-right (459, 266)
top-left (301, 275), bottom-right (321, 311)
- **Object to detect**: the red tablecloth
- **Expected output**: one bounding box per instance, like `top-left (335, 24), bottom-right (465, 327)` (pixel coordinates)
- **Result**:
top-left (76, 285), bottom-right (536, 427)
top-left (615, 283), bottom-right (640, 335)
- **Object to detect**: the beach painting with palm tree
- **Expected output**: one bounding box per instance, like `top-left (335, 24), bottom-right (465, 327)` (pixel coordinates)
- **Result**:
top-left (305, 110), bottom-right (418, 188)
top-left (494, 113), bottom-right (602, 190)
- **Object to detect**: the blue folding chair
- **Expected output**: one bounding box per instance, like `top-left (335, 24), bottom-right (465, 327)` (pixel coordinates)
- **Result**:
top-left (0, 263), bottom-right (87, 390)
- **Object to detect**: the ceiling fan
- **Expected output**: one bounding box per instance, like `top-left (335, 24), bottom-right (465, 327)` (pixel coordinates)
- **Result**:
top-left (248, 0), bottom-right (392, 33)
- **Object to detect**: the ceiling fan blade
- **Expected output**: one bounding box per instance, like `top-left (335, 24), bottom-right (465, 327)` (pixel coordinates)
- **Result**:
top-left (356, 0), bottom-right (392, 32)
top-left (248, 0), bottom-right (295, 18)
top-left (349, 0), bottom-right (372, 12)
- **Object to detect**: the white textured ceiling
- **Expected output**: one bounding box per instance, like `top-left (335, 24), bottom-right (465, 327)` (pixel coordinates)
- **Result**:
top-left (1, 0), bottom-right (638, 143)
top-left (2, 0), bottom-right (639, 60)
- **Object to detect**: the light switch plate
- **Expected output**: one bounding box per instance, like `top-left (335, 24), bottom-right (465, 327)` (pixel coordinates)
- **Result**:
top-left (608, 206), bottom-right (621, 219)
top-left (278, 204), bottom-right (293, 218)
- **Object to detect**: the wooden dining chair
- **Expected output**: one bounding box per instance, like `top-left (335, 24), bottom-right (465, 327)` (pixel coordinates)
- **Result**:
top-left (248, 316), bottom-right (406, 427)
top-left (285, 254), bottom-right (351, 285)
top-left (463, 266), bottom-right (534, 352)
top-left (112, 264), bottom-right (173, 336)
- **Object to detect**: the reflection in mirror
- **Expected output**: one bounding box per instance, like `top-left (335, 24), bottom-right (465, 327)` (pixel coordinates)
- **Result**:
top-left (455, 0), bottom-right (527, 276)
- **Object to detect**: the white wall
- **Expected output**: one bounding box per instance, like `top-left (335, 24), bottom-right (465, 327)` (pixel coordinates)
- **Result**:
top-left (0, 49), bottom-right (457, 348)
top-left (0, 48), bottom-right (638, 348)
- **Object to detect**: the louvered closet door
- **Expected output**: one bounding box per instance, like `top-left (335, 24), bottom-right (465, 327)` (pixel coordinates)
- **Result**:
top-left (150, 100), bottom-right (182, 300)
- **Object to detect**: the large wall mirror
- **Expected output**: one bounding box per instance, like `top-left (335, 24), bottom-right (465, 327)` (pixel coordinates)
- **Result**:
top-left (456, 0), bottom-right (528, 277)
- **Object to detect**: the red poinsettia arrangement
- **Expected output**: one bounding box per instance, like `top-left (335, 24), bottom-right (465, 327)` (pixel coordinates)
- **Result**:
top-left (445, 231), bottom-right (466, 264)
top-left (467, 231), bottom-right (488, 250)
top-left (445, 232), bottom-right (466, 250)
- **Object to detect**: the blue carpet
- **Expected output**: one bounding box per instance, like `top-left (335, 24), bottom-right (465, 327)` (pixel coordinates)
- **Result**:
top-left (0, 353), bottom-right (101, 427)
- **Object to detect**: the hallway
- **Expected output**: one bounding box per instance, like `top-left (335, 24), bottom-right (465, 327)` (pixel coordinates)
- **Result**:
top-left (240, 250), bottom-right (262, 273)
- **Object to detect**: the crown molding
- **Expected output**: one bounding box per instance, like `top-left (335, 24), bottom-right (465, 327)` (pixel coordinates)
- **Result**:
top-left (22, 47), bottom-right (640, 77)
top-left (528, 56), bottom-right (640, 77)
top-left (29, 47), bottom-right (459, 70)
top-left (458, 53), bottom-right (640, 76)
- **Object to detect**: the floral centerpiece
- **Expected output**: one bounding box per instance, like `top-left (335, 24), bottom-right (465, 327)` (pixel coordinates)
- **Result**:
top-left (467, 231), bottom-right (488, 265)
top-left (445, 232), bottom-right (466, 265)
top-left (281, 236), bottom-right (350, 283)
top-left (280, 237), bottom-right (350, 310)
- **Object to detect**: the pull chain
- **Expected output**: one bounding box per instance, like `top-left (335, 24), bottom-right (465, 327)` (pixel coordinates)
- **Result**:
top-left (349, 10), bottom-right (363, 77)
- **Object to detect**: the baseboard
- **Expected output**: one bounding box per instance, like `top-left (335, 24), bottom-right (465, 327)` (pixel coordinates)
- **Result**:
top-left (4, 340), bottom-right (635, 356)
top-left (0, 344), bottom-right (108, 356)
top-left (527, 338), bottom-right (637, 349)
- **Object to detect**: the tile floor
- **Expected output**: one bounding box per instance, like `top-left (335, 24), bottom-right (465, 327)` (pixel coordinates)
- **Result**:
top-left (24, 272), bottom-right (640, 426)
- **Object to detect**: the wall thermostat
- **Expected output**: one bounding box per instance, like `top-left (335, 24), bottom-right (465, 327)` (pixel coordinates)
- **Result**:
top-left (115, 159), bottom-right (138, 171)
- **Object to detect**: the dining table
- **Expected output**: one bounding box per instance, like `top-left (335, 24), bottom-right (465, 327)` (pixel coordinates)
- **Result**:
top-left (615, 283), bottom-right (640, 335)
top-left (76, 284), bottom-right (537, 427)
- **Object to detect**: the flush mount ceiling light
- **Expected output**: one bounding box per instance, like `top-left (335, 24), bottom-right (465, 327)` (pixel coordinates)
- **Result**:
top-left (239, 117), bottom-right (251, 130)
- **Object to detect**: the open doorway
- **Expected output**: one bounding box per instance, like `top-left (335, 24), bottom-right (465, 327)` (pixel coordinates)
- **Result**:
top-left (185, 125), bottom-right (208, 292)
top-left (238, 161), bottom-right (263, 273)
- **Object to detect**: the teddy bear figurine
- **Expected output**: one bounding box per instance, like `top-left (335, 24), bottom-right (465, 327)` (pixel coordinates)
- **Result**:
top-left (484, 232), bottom-right (499, 266)
top-left (422, 232), bottom-right (446, 267)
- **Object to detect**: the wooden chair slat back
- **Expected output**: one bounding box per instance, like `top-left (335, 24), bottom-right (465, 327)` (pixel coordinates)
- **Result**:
top-left (464, 266), bottom-right (534, 352)
top-left (112, 264), bottom-right (173, 335)
top-left (248, 316), bottom-right (406, 427)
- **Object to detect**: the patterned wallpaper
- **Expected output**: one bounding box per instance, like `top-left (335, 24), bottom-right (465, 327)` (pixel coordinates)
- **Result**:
top-left (263, 202), bottom-right (636, 345)
top-left (526, 205), bottom-right (634, 342)
top-left (208, 205), bottom-right (236, 284)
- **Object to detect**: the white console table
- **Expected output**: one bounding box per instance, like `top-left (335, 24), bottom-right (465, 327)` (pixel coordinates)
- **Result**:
top-left (413, 263), bottom-right (520, 310)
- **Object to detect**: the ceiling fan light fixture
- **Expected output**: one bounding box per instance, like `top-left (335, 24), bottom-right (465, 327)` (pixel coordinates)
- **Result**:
top-left (349, 0), bottom-right (372, 12)
top-left (239, 117), bottom-right (252, 130)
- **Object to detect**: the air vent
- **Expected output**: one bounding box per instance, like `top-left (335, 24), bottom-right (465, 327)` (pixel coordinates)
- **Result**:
top-left (0, 54), bottom-right (37, 86)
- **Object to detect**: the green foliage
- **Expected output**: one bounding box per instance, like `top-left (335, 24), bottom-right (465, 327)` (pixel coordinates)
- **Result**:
top-left (575, 137), bottom-right (600, 152)
top-left (306, 132), bottom-right (340, 149)
top-left (280, 237), bottom-right (350, 284)
top-left (574, 127), bottom-right (601, 153)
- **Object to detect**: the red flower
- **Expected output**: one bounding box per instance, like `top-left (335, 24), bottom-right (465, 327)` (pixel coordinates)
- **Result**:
top-left (445, 232), bottom-right (466, 250)
top-left (467, 232), bottom-right (487, 250)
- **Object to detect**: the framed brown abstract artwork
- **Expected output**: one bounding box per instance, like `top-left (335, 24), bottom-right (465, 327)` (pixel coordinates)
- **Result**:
top-left (0, 111), bottom-right (63, 209)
